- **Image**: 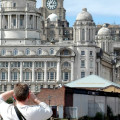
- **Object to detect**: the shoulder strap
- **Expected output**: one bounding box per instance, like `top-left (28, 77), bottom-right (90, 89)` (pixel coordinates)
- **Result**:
top-left (14, 106), bottom-right (26, 120)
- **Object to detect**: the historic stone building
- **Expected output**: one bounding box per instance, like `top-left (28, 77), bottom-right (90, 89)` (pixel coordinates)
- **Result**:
top-left (0, 0), bottom-right (119, 92)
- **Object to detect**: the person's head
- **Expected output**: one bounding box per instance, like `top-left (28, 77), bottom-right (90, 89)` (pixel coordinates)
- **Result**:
top-left (14, 83), bottom-right (29, 101)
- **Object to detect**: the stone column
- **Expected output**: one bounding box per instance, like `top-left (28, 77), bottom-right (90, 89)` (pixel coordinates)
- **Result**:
top-left (16, 14), bottom-right (18, 29)
top-left (44, 61), bottom-right (47, 87)
top-left (8, 62), bottom-right (11, 82)
top-left (8, 15), bottom-right (10, 29)
top-left (85, 27), bottom-right (88, 42)
top-left (25, 12), bottom-right (28, 38)
top-left (18, 15), bottom-right (20, 29)
top-left (71, 60), bottom-right (74, 81)
top-left (10, 15), bottom-right (12, 29)
top-left (79, 29), bottom-right (81, 42)
top-left (57, 60), bottom-right (61, 82)
top-left (32, 61), bottom-right (35, 82)
top-left (33, 15), bottom-right (34, 29)
top-left (20, 62), bottom-right (23, 82)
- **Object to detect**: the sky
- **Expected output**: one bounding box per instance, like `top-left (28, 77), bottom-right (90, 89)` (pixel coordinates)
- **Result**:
top-left (36, 0), bottom-right (120, 27)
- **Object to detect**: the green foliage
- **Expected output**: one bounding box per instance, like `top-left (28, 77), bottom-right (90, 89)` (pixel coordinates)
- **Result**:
top-left (94, 112), bottom-right (104, 120)
top-left (107, 105), bottom-right (114, 120)
top-left (6, 97), bottom-right (13, 104)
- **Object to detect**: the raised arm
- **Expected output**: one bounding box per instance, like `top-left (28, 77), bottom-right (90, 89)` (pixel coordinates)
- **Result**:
top-left (0, 90), bottom-right (14, 101)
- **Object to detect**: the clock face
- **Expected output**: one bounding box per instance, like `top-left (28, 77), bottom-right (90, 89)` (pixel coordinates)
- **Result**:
top-left (46, 0), bottom-right (57, 10)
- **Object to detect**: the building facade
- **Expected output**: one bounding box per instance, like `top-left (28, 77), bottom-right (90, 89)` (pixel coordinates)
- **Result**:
top-left (0, 0), bottom-right (119, 92)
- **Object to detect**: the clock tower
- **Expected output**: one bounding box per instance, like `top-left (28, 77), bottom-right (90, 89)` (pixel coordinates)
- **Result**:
top-left (40, 0), bottom-right (66, 21)
top-left (39, 0), bottom-right (73, 42)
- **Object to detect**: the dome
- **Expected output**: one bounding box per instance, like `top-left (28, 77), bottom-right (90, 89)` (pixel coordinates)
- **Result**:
top-left (47, 13), bottom-right (58, 21)
top-left (76, 8), bottom-right (93, 21)
top-left (98, 25), bottom-right (111, 36)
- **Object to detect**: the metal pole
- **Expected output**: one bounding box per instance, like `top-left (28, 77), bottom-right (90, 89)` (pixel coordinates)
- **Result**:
top-left (0, 1), bottom-right (2, 45)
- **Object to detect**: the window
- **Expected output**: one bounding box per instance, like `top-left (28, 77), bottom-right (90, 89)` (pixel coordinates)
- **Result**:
top-left (81, 72), bottom-right (85, 78)
top-left (13, 72), bottom-right (17, 80)
top-left (64, 72), bottom-right (69, 81)
top-left (13, 19), bottom-right (16, 26)
top-left (82, 29), bottom-right (85, 40)
top-left (13, 49), bottom-right (18, 56)
top-left (0, 62), bottom-right (8, 67)
top-left (11, 62), bottom-right (20, 67)
top-left (35, 62), bottom-right (44, 68)
top-left (23, 62), bottom-right (32, 67)
top-left (47, 72), bottom-right (56, 81)
top-left (25, 48), bottom-right (30, 55)
top-left (1, 49), bottom-right (6, 56)
top-left (63, 62), bottom-right (70, 67)
top-left (2, 72), bottom-right (5, 80)
top-left (23, 71), bottom-right (32, 81)
top-left (64, 50), bottom-right (70, 55)
top-left (47, 62), bottom-right (57, 68)
top-left (13, 3), bottom-right (16, 7)
top-left (81, 51), bottom-right (85, 55)
top-left (36, 72), bottom-right (44, 80)
top-left (81, 60), bottom-right (85, 68)
top-left (20, 19), bottom-right (23, 26)
top-left (90, 51), bottom-right (93, 56)
top-left (50, 48), bottom-right (54, 55)
top-left (37, 49), bottom-right (42, 55)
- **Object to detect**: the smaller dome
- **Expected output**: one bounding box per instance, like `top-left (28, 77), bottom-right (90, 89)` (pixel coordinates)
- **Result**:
top-left (47, 13), bottom-right (58, 21)
top-left (98, 24), bottom-right (111, 36)
top-left (76, 8), bottom-right (93, 21)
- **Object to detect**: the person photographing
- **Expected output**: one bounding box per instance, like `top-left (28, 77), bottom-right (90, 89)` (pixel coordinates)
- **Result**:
top-left (0, 83), bottom-right (53, 120)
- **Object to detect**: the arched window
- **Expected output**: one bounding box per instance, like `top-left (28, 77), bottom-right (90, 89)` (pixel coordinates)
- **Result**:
top-left (82, 29), bottom-right (85, 40)
top-left (1, 49), bottom-right (6, 56)
top-left (25, 48), bottom-right (30, 55)
top-left (62, 62), bottom-right (70, 67)
top-left (13, 49), bottom-right (18, 56)
top-left (60, 49), bottom-right (71, 56)
top-left (37, 48), bottom-right (42, 55)
top-left (50, 48), bottom-right (54, 55)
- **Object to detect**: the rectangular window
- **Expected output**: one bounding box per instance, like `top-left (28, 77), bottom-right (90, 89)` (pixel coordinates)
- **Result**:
top-left (64, 72), bottom-right (69, 81)
top-left (81, 72), bottom-right (85, 78)
top-left (26, 72), bottom-right (29, 80)
top-left (50, 72), bottom-right (54, 80)
top-left (37, 72), bottom-right (43, 80)
top-left (13, 3), bottom-right (16, 7)
top-left (90, 51), bottom-right (93, 56)
top-left (2, 72), bottom-right (5, 80)
top-left (13, 72), bottom-right (17, 80)
top-left (20, 19), bottom-right (23, 26)
top-left (81, 51), bottom-right (85, 55)
top-left (13, 19), bottom-right (16, 26)
top-left (81, 60), bottom-right (85, 68)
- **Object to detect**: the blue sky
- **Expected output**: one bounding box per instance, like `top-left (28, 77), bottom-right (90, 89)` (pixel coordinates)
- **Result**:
top-left (36, 0), bottom-right (120, 27)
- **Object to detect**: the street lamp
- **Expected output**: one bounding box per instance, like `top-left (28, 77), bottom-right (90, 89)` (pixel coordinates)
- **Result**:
top-left (48, 95), bottom-right (52, 106)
